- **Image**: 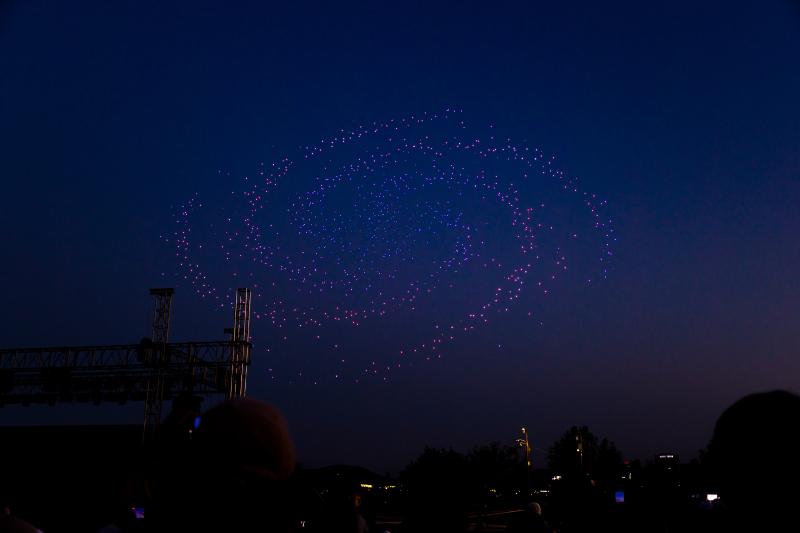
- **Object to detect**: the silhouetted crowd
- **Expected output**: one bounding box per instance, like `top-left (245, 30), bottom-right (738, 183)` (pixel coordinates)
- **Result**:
top-left (2, 390), bottom-right (799, 532)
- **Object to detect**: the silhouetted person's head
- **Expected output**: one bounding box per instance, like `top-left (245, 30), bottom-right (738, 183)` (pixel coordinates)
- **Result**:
top-left (526, 502), bottom-right (542, 515)
top-left (708, 390), bottom-right (800, 529)
top-left (152, 398), bottom-right (296, 532)
top-left (193, 398), bottom-right (296, 482)
top-left (0, 493), bottom-right (40, 533)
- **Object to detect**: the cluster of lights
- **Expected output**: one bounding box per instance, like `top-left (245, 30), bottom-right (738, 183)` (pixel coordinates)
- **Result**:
top-left (169, 110), bottom-right (614, 383)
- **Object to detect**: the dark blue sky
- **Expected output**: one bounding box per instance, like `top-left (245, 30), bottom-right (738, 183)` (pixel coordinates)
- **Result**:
top-left (1, 0), bottom-right (799, 473)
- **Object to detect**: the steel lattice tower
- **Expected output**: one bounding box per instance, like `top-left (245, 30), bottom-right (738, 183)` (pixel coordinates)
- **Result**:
top-left (228, 288), bottom-right (252, 398)
top-left (143, 288), bottom-right (174, 441)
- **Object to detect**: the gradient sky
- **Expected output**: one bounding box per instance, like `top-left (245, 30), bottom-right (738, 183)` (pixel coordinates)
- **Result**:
top-left (1, 0), bottom-right (799, 473)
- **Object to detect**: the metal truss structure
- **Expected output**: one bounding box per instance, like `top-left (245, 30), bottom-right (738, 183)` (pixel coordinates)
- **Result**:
top-left (0, 289), bottom-right (253, 440)
top-left (229, 288), bottom-right (251, 398)
top-left (143, 288), bottom-right (175, 440)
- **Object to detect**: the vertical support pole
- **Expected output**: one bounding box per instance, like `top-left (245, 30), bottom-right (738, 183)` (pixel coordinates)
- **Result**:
top-left (518, 427), bottom-right (532, 497)
top-left (143, 288), bottom-right (174, 442)
top-left (228, 288), bottom-right (252, 399)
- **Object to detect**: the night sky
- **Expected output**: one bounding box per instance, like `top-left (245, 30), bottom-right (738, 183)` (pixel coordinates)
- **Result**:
top-left (2, 1), bottom-right (799, 473)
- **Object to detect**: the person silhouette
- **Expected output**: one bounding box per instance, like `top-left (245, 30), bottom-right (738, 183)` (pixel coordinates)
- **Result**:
top-left (148, 398), bottom-right (297, 532)
top-left (507, 502), bottom-right (548, 533)
top-left (708, 390), bottom-right (800, 532)
top-left (0, 497), bottom-right (41, 533)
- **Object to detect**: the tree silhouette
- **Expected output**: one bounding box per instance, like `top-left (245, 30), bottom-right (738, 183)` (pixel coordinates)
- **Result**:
top-left (547, 425), bottom-right (622, 487)
top-left (399, 447), bottom-right (471, 532)
top-left (467, 441), bottom-right (524, 497)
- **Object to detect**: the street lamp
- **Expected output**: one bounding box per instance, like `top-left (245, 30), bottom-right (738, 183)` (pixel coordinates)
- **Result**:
top-left (516, 426), bottom-right (532, 497)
